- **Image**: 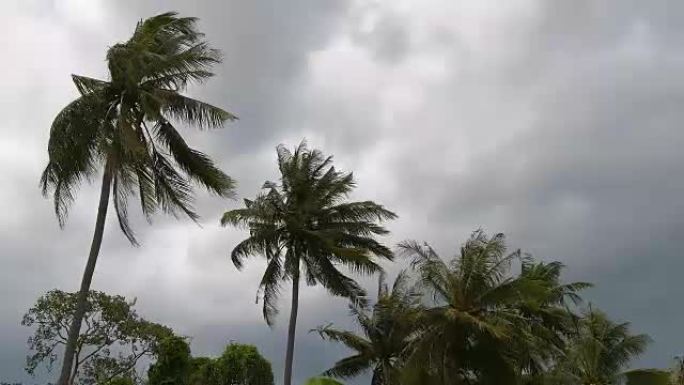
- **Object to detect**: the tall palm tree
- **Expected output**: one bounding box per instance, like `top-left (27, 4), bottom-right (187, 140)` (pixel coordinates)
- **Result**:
top-left (314, 272), bottom-right (421, 385)
top-left (561, 308), bottom-right (650, 385)
top-left (399, 230), bottom-right (589, 385)
top-left (41, 12), bottom-right (236, 385)
top-left (221, 141), bottom-right (396, 385)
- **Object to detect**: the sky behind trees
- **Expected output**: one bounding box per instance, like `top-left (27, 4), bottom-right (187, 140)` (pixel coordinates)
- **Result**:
top-left (2, 1), bottom-right (684, 384)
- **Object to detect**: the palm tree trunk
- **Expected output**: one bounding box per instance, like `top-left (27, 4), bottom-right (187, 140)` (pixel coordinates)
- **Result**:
top-left (57, 167), bottom-right (112, 385)
top-left (283, 267), bottom-right (300, 385)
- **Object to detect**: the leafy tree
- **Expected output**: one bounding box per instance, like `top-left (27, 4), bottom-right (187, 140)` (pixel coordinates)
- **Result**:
top-left (221, 141), bottom-right (396, 385)
top-left (40, 12), bottom-right (236, 385)
top-left (214, 343), bottom-right (274, 385)
top-left (558, 308), bottom-right (650, 385)
top-left (399, 230), bottom-right (589, 385)
top-left (189, 357), bottom-right (220, 385)
top-left (153, 341), bottom-right (273, 385)
top-left (22, 290), bottom-right (172, 385)
top-left (315, 272), bottom-right (421, 385)
top-left (148, 336), bottom-right (193, 385)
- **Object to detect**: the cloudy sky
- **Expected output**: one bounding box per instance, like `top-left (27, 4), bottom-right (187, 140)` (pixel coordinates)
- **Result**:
top-left (2, 0), bottom-right (684, 384)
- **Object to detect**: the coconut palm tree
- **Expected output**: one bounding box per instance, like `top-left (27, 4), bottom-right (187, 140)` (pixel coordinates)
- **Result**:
top-left (514, 260), bottom-right (592, 380)
top-left (221, 141), bottom-right (396, 385)
top-left (560, 308), bottom-right (650, 385)
top-left (399, 230), bottom-right (589, 385)
top-left (41, 12), bottom-right (236, 385)
top-left (314, 272), bottom-right (421, 385)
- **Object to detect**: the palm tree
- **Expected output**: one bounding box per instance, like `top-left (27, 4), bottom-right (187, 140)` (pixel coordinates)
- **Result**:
top-left (221, 141), bottom-right (396, 385)
top-left (560, 308), bottom-right (650, 385)
top-left (314, 272), bottom-right (421, 385)
top-left (515, 260), bottom-right (592, 381)
top-left (41, 12), bottom-right (236, 385)
top-left (399, 230), bottom-right (589, 385)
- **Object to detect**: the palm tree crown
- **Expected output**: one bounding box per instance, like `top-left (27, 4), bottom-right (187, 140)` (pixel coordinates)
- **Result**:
top-left (399, 230), bottom-right (590, 385)
top-left (563, 308), bottom-right (651, 385)
top-left (315, 272), bottom-right (422, 385)
top-left (221, 141), bottom-right (396, 324)
top-left (41, 12), bottom-right (236, 243)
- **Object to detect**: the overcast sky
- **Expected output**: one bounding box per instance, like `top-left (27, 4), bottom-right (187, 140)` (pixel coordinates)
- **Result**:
top-left (2, 0), bottom-right (684, 384)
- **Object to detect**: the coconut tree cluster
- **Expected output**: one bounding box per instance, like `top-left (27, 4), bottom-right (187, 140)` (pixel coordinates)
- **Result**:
top-left (314, 232), bottom-right (650, 385)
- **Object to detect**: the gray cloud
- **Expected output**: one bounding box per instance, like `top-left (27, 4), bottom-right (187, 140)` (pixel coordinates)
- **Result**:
top-left (2, 1), bottom-right (684, 384)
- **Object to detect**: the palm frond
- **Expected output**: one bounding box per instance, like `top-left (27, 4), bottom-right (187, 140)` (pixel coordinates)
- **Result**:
top-left (71, 75), bottom-right (110, 95)
top-left (112, 170), bottom-right (138, 245)
top-left (151, 152), bottom-right (197, 221)
top-left (43, 12), bottom-right (234, 242)
top-left (314, 326), bottom-right (372, 354)
top-left (305, 256), bottom-right (367, 306)
top-left (41, 95), bottom-right (107, 225)
top-left (258, 255), bottom-right (284, 326)
top-left (157, 90), bottom-right (235, 128)
top-left (324, 201), bottom-right (397, 223)
top-left (323, 354), bottom-right (373, 379)
top-left (154, 120), bottom-right (234, 196)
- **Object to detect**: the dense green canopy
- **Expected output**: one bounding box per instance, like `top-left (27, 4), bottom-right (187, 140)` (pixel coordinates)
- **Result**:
top-left (41, 11), bottom-right (236, 244)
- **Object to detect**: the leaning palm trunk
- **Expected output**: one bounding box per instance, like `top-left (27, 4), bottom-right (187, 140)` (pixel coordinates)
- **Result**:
top-left (42, 13), bottom-right (236, 385)
top-left (284, 268), bottom-right (300, 385)
top-left (57, 167), bottom-right (112, 385)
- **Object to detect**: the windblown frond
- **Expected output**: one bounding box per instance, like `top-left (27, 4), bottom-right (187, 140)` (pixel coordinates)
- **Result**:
top-left (551, 308), bottom-right (651, 385)
top-left (113, 167), bottom-right (138, 245)
top-left (314, 273), bottom-right (421, 385)
top-left (154, 120), bottom-right (234, 196)
top-left (222, 140), bottom-right (396, 325)
top-left (323, 354), bottom-right (373, 379)
top-left (156, 90), bottom-right (236, 128)
top-left (42, 12), bottom-right (237, 243)
top-left (41, 95), bottom-right (108, 225)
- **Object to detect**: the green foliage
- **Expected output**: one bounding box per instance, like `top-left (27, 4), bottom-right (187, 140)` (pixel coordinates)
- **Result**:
top-left (624, 369), bottom-right (671, 385)
top-left (189, 357), bottom-right (220, 385)
top-left (147, 336), bottom-right (193, 385)
top-left (150, 341), bottom-right (274, 385)
top-left (99, 375), bottom-right (136, 385)
top-left (314, 272), bottom-right (421, 385)
top-left (221, 140), bottom-right (397, 325)
top-left (214, 343), bottom-right (274, 385)
top-left (222, 141), bottom-right (396, 385)
top-left (556, 308), bottom-right (651, 385)
top-left (398, 230), bottom-right (591, 385)
top-left (41, 11), bottom-right (236, 243)
top-left (22, 290), bottom-right (172, 385)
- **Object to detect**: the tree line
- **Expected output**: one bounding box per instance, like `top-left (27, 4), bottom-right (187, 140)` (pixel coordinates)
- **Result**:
top-left (32, 10), bottom-right (677, 385)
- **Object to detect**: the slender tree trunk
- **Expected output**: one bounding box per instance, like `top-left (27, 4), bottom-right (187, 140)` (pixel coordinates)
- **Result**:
top-left (283, 267), bottom-right (300, 385)
top-left (69, 346), bottom-right (81, 385)
top-left (57, 167), bottom-right (112, 385)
